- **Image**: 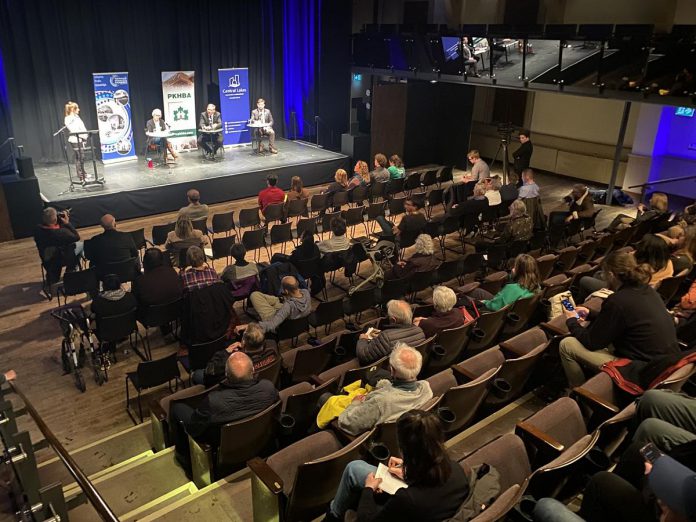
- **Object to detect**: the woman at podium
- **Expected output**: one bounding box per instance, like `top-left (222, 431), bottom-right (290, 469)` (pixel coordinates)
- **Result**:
top-left (64, 101), bottom-right (89, 181)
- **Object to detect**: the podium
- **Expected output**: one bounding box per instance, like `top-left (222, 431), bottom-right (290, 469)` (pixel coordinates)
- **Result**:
top-left (57, 129), bottom-right (104, 193)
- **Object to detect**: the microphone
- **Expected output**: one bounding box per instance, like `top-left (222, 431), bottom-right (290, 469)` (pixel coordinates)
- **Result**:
top-left (165, 122), bottom-right (171, 129)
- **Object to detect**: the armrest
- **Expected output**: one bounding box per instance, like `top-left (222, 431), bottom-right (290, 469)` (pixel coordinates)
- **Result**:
top-left (247, 457), bottom-right (284, 495)
top-left (330, 419), bottom-right (357, 445)
top-left (188, 434), bottom-right (214, 489)
top-left (570, 386), bottom-right (620, 416)
top-left (451, 364), bottom-right (476, 383)
top-left (150, 400), bottom-right (167, 422)
top-left (539, 321), bottom-right (568, 337)
top-left (515, 421), bottom-right (565, 453)
top-left (498, 341), bottom-right (526, 358)
top-left (309, 374), bottom-right (325, 386)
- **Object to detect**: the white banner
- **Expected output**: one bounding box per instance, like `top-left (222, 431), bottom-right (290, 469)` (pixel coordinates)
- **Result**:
top-left (161, 71), bottom-right (197, 152)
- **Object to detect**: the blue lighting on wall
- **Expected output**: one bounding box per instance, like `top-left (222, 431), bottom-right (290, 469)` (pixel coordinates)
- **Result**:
top-left (0, 40), bottom-right (11, 136)
top-left (282, 0), bottom-right (319, 138)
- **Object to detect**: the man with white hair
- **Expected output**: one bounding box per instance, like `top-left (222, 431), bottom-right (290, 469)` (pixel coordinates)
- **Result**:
top-left (356, 299), bottom-right (426, 364)
top-left (146, 108), bottom-right (177, 161)
top-left (337, 343), bottom-right (433, 435)
top-left (414, 286), bottom-right (465, 338)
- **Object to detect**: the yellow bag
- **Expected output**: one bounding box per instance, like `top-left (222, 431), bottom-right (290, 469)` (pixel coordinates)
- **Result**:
top-left (316, 380), bottom-right (373, 429)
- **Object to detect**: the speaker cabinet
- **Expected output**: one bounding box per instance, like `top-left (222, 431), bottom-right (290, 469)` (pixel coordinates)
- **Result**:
top-left (1, 176), bottom-right (43, 239)
top-left (16, 156), bottom-right (36, 179)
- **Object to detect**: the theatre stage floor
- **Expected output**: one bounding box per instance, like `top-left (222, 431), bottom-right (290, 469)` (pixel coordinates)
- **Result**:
top-left (34, 138), bottom-right (348, 227)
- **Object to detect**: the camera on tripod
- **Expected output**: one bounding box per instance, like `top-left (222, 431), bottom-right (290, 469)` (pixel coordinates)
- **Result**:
top-left (496, 122), bottom-right (514, 142)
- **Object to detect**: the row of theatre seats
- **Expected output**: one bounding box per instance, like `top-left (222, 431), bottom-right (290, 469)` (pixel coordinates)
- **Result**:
top-left (129, 216), bottom-right (696, 520)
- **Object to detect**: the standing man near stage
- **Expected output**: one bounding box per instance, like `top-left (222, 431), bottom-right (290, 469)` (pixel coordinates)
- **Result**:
top-left (198, 104), bottom-right (223, 159)
top-left (512, 129), bottom-right (533, 187)
top-left (250, 98), bottom-right (277, 154)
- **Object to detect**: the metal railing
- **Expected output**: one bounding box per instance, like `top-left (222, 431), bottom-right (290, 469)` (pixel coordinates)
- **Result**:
top-left (628, 174), bottom-right (696, 201)
top-left (5, 381), bottom-right (119, 521)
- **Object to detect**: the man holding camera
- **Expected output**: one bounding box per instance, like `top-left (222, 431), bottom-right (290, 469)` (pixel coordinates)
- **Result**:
top-left (34, 207), bottom-right (82, 294)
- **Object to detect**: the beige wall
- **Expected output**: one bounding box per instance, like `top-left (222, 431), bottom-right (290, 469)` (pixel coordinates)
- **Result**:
top-left (530, 92), bottom-right (638, 147)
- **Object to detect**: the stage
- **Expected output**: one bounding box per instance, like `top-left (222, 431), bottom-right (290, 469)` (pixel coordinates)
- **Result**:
top-left (35, 138), bottom-right (349, 227)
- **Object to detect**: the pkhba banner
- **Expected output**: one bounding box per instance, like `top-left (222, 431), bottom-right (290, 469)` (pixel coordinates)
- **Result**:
top-left (161, 71), bottom-right (197, 152)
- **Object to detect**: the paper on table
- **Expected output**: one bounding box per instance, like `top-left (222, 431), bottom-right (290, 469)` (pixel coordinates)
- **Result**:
top-left (375, 463), bottom-right (408, 495)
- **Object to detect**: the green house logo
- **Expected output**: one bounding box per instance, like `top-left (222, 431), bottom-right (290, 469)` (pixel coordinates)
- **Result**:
top-left (173, 106), bottom-right (189, 121)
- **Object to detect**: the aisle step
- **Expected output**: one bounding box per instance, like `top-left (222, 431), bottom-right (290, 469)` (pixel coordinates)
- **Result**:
top-left (138, 469), bottom-right (252, 522)
top-left (37, 421), bottom-right (153, 489)
top-left (65, 447), bottom-right (189, 517)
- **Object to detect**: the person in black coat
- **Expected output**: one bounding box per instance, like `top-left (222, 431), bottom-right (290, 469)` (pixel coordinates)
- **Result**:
top-left (133, 248), bottom-right (183, 308)
top-left (90, 274), bottom-right (137, 319)
top-left (34, 207), bottom-right (81, 287)
top-left (86, 214), bottom-right (139, 269)
top-left (326, 410), bottom-right (471, 521)
top-left (512, 129), bottom-right (533, 186)
top-left (169, 352), bottom-right (279, 465)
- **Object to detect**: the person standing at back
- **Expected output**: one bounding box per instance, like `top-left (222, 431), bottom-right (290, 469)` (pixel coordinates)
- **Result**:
top-left (512, 129), bottom-right (533, 185)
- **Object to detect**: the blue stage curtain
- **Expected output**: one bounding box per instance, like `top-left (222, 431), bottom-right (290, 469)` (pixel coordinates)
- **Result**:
top-left (0, 39), bottom-right (12, 170)
top-left (282, 0), bottom-right (320, 139)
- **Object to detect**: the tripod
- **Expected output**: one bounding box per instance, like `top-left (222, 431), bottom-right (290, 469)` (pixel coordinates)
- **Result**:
top-left (491, 137), bottom-right (510, 184)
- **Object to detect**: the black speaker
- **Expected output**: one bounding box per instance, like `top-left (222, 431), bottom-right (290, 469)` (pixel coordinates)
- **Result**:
top-left (341, 133), bottom-right (370, 164)
top-left (1, 176), bottom-right (43, 239)
top-left (16, 156), bottom-right (35, 179)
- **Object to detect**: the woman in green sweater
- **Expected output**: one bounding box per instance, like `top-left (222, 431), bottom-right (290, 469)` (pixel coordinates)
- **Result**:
top-left (468, 254), bottom-right (541, 311)
top-left (388, 154), bottom-right (406, 179)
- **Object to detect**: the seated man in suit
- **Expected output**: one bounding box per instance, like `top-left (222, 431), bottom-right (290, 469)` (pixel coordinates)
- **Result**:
top-left (198, 104), bottom-right (223, 158)
top-left (250, 98), bottom-right (277, 154)
top-left (86, 214), bottom-right (139, 270)
top-left (168, 352), bottom-right (279, 465)
top-left (146, 108), bottom-right (177, 162)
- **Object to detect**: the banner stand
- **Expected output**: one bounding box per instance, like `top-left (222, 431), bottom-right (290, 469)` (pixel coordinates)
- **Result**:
top-left (161, 71), bottom-right (198, 153)
top-left (218, 68), bottom-right (251, 146)
top-left (92, 72), bottom-right (137, 164)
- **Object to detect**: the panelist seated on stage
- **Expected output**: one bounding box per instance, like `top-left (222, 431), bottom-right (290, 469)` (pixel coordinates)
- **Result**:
top-left (250, 98), bottom-right (277, 154)
top-left (146, 109), bottom-right (177, 161)
top-left (198, 104), bottom-right (223, 158)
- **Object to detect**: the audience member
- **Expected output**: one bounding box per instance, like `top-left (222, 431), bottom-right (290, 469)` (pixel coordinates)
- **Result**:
top-left (356, 300), bottom-right (426, 364)
top-left (466, 253), bottom-right (540, 311)
top-left (387, 234), bottom-right (440, 279)
top-left (550, 184), bottom-right (595, 225)
top-left (317, 216), bottom-right (351, 254)
top-left (34, 207), bottom-right (81, 287)
top-left (500, 173), bottom-right (519, 201)
top-left (559, 251), bottom-right (679, 387)
top-left (90, 274), bottom-right (137, 318)
top-left (192, 322), bottom-right (278, 386)
top-left (375, 196), bottom-right (427, 243)
top-left (258, 174), bottom-right (285, 211)
top-left (165, 214), bottom-right (210, 267)
top-left (483, 177), bottom-right (502, 206)
top-left (243, 276), bottom-right (311, 334)
top-left (606, 192), bottom-right (669, 231)
top-left (327, 409), bottom-right (469, 521)
top-left (414, 286), bottom-right (465, 338)
top-left (286, 176), bottom-right (310, 201)
top-left (87, 214), bottom-right (138, 267)
top-left (324, 169), bottom-right (349, 210)
top-left (446, 182), bottom-right (488, 221)
top-left (518, 169), bottom-right (540, 199)
top-left (465, 150), bottom-right (490, 182)
top-left (370, 153), bottom-right (390, 183)
top-left (388, 154), bottom-right (405, 179)
top-left (477, 199), bottom-right (532, 250)
top-left (220, 243), bottom-right (259, 287)
top-left (671, 225), bottom-right (696, 274)
top-left (348, 160), bottom-right (371, 189)
top-left (169, 352), bottom-right (279, 463)
top-left (338, 344), bottom-right (433, 435)
top-left (178, 189), bottom-right (209, 221)
top-left (179, 246), bottom-right (219, 292)
top-left (132, 248), bottom-right (183, 307)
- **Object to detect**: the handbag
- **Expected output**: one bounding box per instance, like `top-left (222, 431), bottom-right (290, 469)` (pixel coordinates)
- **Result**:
top-left (548, 291), bottom-right (574, 321)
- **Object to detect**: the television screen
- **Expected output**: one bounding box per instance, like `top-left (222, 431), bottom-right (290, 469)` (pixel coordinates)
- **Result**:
top-left (441, 36), bottom-right (461, 62)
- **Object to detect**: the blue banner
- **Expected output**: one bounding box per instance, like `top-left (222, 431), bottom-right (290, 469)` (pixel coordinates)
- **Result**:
top-left (218, 68), bottom-right (251, 146)
top-left (92, 72), bottom-right (137, 163)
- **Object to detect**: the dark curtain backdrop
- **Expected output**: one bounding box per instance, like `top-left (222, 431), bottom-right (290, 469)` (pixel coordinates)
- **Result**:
top-left (0, 0), bottom-right (350, 163)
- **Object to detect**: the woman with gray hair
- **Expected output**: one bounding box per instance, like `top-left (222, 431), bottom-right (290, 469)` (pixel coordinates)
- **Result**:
top-left (387, 233), bottom-right (441, 279)
top-left (476, 198), bottom-right (533, 253)
top-left (413, 286), bottom-right (465, 338)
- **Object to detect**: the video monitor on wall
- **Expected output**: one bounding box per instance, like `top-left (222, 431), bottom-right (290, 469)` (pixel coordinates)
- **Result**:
top-left (440, 36), bottom-right (464, 74)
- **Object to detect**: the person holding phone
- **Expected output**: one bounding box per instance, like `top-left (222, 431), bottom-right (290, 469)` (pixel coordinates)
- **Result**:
top-left (559, 251), bottom-right (680, 388)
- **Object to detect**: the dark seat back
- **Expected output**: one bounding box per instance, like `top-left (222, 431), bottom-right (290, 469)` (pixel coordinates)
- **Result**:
top-left (138, 298), bottom-right (183, 328)
top-left (467, 306), bottom-right (510, 354)
top-left (255, 358), bottom-right (281, 387)
top-left (239, 207), bottom-right (261, 229)
top-left (136, 352), bottom-right (181, 389)
top-left (61, 268), bottom-right (99, 298)
top-left (187, 334), bottom-right (228, 372)
top-left (211, 211), bottom-right (235, 235)
top-left (283, 377), bottom-right (340, 437)
top-left (96, 308), bottom-right (138, 342)
top-left (152, 222), bottom-right (176, 246)
top-left (424, 323), bottom-right (473, 375)
top-left (290, 336), bottom-right (338, 383)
